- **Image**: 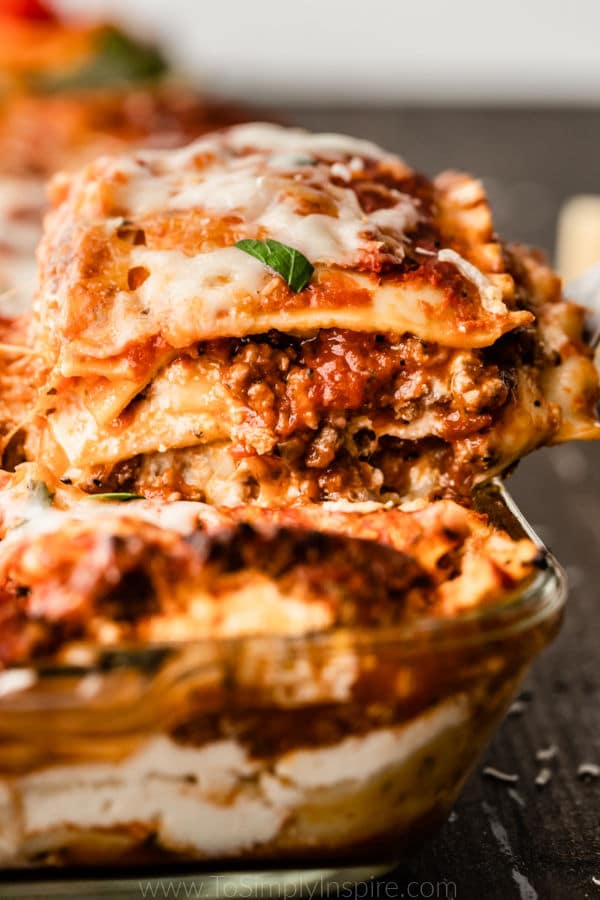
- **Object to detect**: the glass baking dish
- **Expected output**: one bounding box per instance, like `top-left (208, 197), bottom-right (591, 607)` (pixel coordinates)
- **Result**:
top-left (0, 483), bottom-right (565, 896)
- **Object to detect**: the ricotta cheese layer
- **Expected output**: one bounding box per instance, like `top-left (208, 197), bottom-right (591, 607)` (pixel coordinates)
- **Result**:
top-left (0, 694), bottom-right (469, 863)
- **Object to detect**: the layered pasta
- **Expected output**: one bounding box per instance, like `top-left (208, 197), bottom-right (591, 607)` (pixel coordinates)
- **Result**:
top-left (24, 123), bottom-right (599, 504)
top-left (0, 108), bottom-right (583, 875)
top-left (0, 464), bottom-right (539, 668)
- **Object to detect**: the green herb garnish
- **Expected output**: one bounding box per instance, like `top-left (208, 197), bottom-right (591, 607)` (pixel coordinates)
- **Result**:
top-left (90, 492), bottom-right (144, 502)
top-left (36, 27), bottom-right (167, 93)
top-left (27, 480), bottom-right (54, 507)
top-left (235, 239), bottom-right (314, 292)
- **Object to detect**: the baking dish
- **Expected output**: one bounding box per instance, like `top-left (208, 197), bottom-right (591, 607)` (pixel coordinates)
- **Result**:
top-left (0, 483), bottom-right (565, 892)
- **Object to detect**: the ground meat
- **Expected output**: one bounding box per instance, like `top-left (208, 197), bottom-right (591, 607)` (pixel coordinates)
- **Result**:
top-left (206, 329), bottom-right (512, 461)
top-left (305, 423), bottom-right (343, 468)
top-left (84, 328), bottom-right (519, 502)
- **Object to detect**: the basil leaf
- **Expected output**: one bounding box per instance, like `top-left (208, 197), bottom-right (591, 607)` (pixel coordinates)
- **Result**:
top-left (36, 27), bottom-right (167, 93)
top-left (27, 480), bottom-right (54, 507)
top-left (235, 239), bottom-right (314, 292)
top-left (90, 492), bottom-right (144, 502)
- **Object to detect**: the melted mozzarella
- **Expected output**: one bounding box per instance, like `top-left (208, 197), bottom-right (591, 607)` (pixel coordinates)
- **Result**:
top-left (224, 122), bottom-right (392, 160)
top-left (110, 123), bottom-right (419, 265)
top-left (135, 122), bottom-right (393, 172)
top-left (132, 245), bottom-right (268, 322)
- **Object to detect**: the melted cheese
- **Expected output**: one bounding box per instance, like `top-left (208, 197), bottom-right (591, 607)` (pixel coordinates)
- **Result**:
top-left (128, 122), bottom-right (393, 174)
top-left (224, 122), bottom-right (392, 160)
top-left (109, 127), bottom-right (418, 264)
top-left (131, 245), bottom-right (267, 319)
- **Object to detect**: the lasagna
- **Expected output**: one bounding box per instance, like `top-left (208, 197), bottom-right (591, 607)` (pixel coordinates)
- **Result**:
top-left (0, 467), bottom-right (550, 867)
top-left (0, 464), bottom-right (538, 668)
top-left (26, 123), bottom-right (599, 504)
top-left (0, 116), bottom-right (575, 870)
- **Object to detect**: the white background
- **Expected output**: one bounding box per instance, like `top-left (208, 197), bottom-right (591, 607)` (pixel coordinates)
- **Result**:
top-left (55, 0), bottom-right (600, 104)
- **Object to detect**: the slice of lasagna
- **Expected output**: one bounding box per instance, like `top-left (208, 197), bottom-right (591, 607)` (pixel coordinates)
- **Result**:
top-left (0, 464), bottom-right (538, 669)
top-left (28, 123), bottom-right (599, 504)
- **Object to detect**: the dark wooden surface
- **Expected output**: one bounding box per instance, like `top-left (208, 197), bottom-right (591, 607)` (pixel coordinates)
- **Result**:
top-left (273, 106), bottom-right (600, 900)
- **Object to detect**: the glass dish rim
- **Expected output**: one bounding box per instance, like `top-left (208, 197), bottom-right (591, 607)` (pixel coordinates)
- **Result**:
top-left (0, 480), bottom-right (567, 682)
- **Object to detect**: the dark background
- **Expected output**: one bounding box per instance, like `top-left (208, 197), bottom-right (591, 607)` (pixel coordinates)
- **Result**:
top-left (275, 106), bottom-right (600, 900)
